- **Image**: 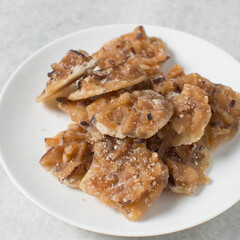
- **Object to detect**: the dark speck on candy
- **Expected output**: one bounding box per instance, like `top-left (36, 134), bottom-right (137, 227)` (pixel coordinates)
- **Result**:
top-left (147, 113), bottom-right (152, 121)
top-left (90, 116), bottom-right (95, 124)
top-left (80, 121), bottom-right (89, 127)
top-left (210, 121), bottom-right (220, 127)
top-left (198, 145), bottom-right (205, 151)
top-left (70, 49), bottom-right (86, 57)
top-left (153, 77), bottom-right (165, 84)
top-left (47, 71), bottom-right (54, 77)
top-left (136, 33), bottom-right (142, 39)
top-left (230, 99), bottom-right (236, 107)
top-left (108, 59), bottom-right (115, 65)
top-left (130, 47), bottom-right (136, 54)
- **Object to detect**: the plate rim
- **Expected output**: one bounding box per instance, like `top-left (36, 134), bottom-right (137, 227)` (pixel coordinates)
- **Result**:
top-left (0, 23), bottom-right (240, 237)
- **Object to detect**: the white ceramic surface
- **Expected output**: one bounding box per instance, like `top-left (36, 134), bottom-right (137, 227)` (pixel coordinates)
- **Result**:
top-left (0, 24), bottom-right (240, 237)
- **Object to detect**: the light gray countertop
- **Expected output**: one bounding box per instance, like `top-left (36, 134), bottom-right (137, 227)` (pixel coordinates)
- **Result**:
top-left (1, 0), bottom-right (240, 239)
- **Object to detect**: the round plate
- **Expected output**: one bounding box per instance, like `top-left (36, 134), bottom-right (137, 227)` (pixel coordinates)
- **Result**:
top-left (0, 24), bottom-right (240, 237)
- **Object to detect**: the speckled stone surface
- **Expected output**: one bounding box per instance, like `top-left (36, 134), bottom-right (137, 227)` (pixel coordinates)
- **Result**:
top-left (1, 0), bottom-right (240, 239)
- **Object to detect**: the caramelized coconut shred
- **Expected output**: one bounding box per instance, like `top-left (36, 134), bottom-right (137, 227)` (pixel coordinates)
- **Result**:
top-left (36, 26), bottom-right (240, 221)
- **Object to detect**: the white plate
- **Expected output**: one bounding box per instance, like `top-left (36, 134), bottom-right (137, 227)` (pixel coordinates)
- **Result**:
top-left (0, 24), bottom-right (240, 237)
